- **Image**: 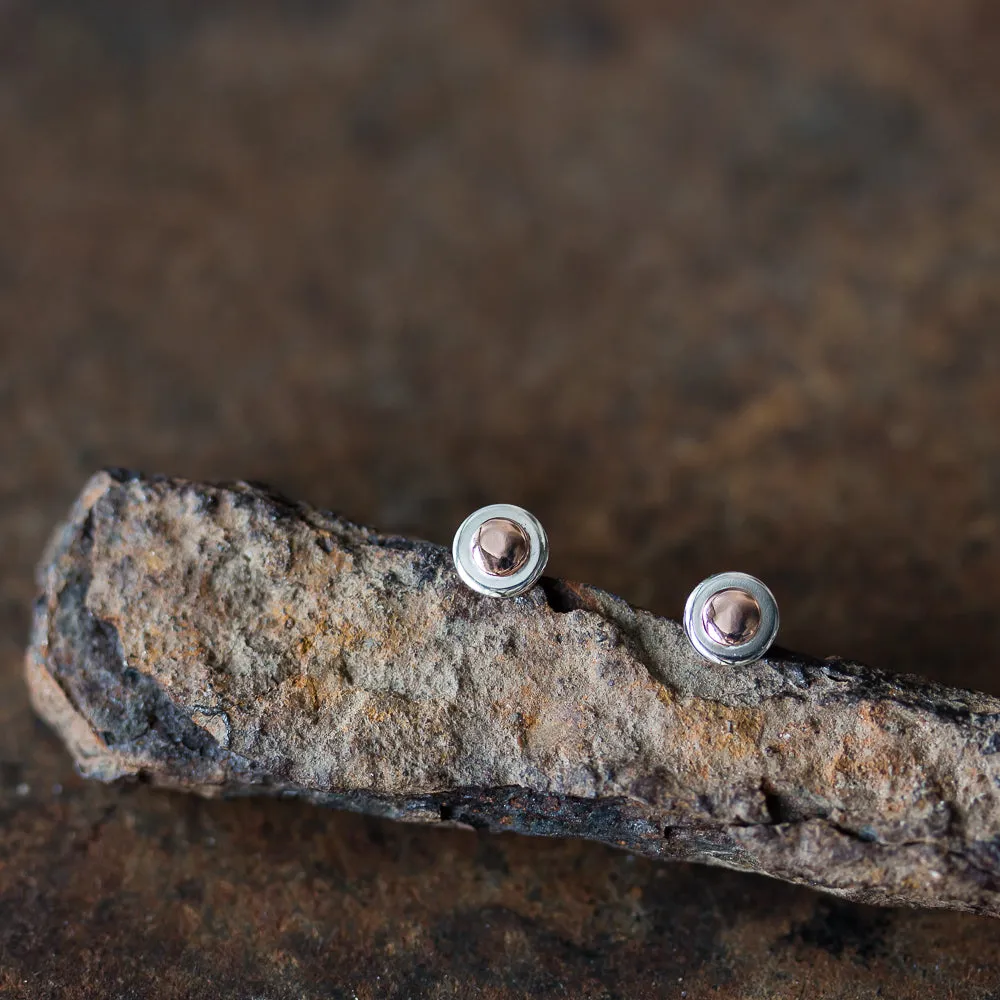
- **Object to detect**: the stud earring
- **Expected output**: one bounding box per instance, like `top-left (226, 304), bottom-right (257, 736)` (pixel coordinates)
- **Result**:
top-left (683, 571), bottom-right (779, 666)
top-left (452, 504), bottom-right (549, 598)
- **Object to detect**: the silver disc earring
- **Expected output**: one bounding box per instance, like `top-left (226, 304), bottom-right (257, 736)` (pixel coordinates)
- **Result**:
top-left (683, 571), bottom-right (779, 666)
top-left (452, 504), bottom-right (549, 598)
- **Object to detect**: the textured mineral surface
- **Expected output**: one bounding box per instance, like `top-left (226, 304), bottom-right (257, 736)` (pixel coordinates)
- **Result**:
top-left (28, 471), bottom-right (1000, 917)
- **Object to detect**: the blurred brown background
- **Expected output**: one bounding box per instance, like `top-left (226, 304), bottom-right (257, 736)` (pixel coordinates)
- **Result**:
top-left (1, 1), bottom-right (999, 996)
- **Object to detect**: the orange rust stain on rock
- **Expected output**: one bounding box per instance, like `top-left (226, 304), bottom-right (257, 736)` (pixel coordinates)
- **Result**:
top-left (309, 537), bottom-right (351, 574)
top-left (658, 689), bottom-right (766, 762)
top-left (515, 711), bottom-right (541, 749)
top-left (829, 703), bottom-right (921, 796)
top-left (333, 620), bottom-right (368, 653)
top-left (331, 612), bottom-right (415, 663)
top-left (286, 675), bottom-right (320, 713)
top-left (377, 613), bottom-right (424, 662)
top-left (655, 686), bottom-right (676, 708)
top-left (834, 731), bottom-right (910, 783)
top-left (170, 624), bottom-right (209, 667)
top-left (142, 550), bottom-right (167, 575)
top-left (292, 617), bottom-right (333, 659)
top-left (364, 703), bottom-right (390, 725)
top-left (136, 624), bottom-right (165, 661)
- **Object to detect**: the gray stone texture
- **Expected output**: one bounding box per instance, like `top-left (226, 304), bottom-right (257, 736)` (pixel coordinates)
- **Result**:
top-left (29, 471), bottom-right (1000, 916)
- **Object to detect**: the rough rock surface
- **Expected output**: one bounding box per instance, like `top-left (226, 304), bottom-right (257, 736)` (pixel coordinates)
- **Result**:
top-left (27, 470), bottom-right (1000, 917)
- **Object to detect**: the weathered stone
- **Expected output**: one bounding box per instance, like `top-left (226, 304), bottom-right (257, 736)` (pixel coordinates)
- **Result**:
top-left (25, 470), bottom-right (1000, 918)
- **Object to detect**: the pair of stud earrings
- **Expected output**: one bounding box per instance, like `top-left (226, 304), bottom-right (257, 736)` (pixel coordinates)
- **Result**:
top-left (452, 504), bottom-right (779, 666)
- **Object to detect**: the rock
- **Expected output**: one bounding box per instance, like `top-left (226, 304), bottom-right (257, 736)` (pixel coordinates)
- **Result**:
top-left (25, 470), bottom-right (1000, 916)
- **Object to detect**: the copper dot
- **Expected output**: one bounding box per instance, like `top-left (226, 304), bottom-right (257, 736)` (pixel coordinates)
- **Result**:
top-left (471, 518), bottom-right (531, 577)
top-left (702, 588), bottom-right (761, 646)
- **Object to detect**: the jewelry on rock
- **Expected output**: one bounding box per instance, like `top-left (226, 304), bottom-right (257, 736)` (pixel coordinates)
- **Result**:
top-left (683, 571), bottom-right (779, 666)
top-left (452, 504), bottom-right (549, 598)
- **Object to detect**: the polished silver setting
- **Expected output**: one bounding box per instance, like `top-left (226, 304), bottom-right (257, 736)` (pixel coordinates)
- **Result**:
top-left (683, 571), bottom-right (779, 666)
top-left (452, 504), bottom-right (548, 598)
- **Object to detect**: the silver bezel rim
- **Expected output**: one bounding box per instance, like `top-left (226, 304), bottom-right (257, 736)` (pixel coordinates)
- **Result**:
top-left (683, 571), bottom-right (779, 666)
top-left (452, 504), bottom-right (549, 598)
